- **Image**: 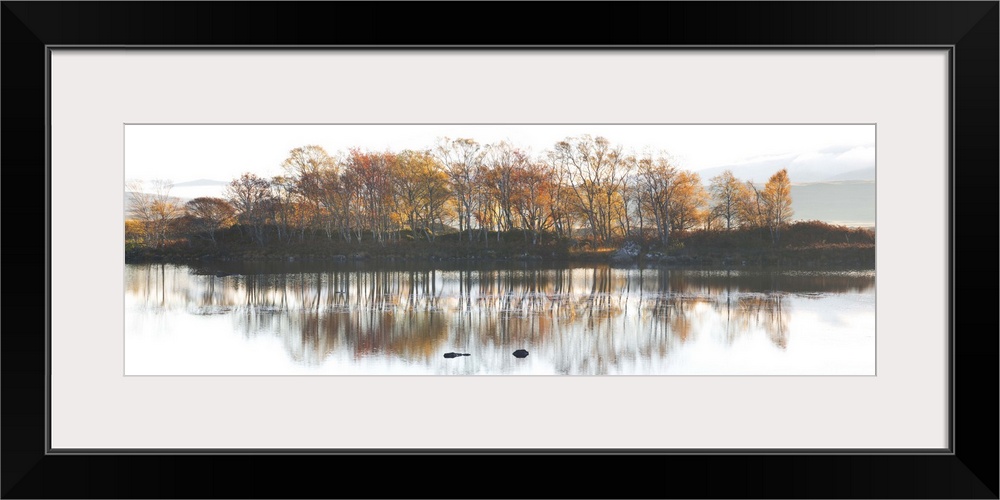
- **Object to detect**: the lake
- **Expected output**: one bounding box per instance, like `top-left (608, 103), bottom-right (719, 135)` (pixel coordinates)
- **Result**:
top-left (125, 262), bottom-right (875, 375)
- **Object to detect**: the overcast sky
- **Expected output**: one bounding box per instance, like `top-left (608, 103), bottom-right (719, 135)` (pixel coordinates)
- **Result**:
top-left (125, 124), bottom-right (874, 196)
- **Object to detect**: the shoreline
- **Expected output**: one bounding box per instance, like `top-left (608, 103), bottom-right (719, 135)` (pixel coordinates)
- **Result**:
top-left (125, 245), bottom-right (875, 271)
top-left (126, 222), bottom-right (876, 270)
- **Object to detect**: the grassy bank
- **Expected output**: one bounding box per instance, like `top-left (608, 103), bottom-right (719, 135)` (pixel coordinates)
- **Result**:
top-left (126, 221), bottom-right (875, 269)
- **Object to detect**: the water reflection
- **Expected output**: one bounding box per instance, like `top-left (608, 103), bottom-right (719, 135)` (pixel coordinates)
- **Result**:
top-left (125, 263), bottom-right (874, 375)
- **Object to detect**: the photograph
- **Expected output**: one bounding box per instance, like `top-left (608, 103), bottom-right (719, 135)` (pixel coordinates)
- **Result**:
top-left (124, 124), bottom-right (876, 376)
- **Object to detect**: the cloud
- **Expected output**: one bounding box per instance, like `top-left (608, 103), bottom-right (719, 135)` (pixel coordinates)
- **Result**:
top-left (835, 145), bottom-right (876, 165)
top-left (702, 145), bottom-right (875, 183)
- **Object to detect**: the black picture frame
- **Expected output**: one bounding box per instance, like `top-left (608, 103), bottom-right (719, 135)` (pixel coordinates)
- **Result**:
top-left (3, 2), bottom-right (996, 498)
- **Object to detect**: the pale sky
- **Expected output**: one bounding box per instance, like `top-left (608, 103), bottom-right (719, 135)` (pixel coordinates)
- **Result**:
top-left (125, 124), bottom-right (875, 197)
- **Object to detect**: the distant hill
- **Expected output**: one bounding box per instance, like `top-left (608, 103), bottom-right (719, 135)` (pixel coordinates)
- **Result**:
top-left (823, 167), bottom-right (875, 181)
top-left (790, 180), bottom-right (875, 227)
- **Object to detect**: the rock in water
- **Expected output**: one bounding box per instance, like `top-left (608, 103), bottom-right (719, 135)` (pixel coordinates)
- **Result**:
top-left (443, 352), bottom-right (471, 358)
top-left (512, 349), bottom-right (529, 358)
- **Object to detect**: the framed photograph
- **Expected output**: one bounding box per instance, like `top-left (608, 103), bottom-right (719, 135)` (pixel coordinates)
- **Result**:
top-left (122, 122), bottom-right (878, 377)
top-left (4, 2), bottom-right (996, 498)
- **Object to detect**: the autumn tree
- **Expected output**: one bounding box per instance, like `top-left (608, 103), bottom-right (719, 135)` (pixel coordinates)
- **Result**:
top-left (184, 197), bottom-right (235, 246)
top-left (125, 219), bottom-right (145, 249)
top-left (338, 166), bottom-right (366, 242)
top-left (709, 170), bottom-right (752, 231)
top-left (295, 164), bottom-right (348, 242)
top-left (282, 145), bottom-right (336, 179)
top-left (393, 150), bottom-right (451, 241)
top-left (739, 180), bottom-right (768, 231)
top-left (513, 161), bottom-right (558, 245)
top-left (762, 168), bottom-right (794, 244)
top-left (226, 173), bottom-right (273, 246)
top-left (343, 149), bottom-right (397, 243)
top-left (435, 138), bottom-right (484, 242)
top-left (393, 151), bottom-right (428, 238)
top-left (633, 155), bottom-right (678, 247)
top-left (273, 175), bottom-right (317, 243)
top-left (625, 180), bottom-right (647, 240)
top-left (472, 171), bottom-right (498, 244)
top-left (419, 158), bottom-right (453, 241)
top-left (126, 179), bottom-right (183, 249)
top-left (615, 157), bottom-right (640, 238)
top-left (552, 135), bottom-right (631, 245)
top-left (481, 141), bottom-right (530, 234)
top-left (283, 145), bottom-right (336, 235)
top-left (667, 171), bottom-right (708, 233)
top-left (544, 158), bottom-right (574, 239)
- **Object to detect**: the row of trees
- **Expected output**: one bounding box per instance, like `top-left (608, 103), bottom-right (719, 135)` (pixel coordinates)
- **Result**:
top-left (127, 136), bottom-right (793, 251)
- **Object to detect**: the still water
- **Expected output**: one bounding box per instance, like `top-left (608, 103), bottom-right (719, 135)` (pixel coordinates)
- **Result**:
top-left (125, 262), bottom-right (875, 375)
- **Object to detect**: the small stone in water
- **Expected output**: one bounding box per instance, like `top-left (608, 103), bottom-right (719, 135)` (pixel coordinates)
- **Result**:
top-left (512, 349), bottom-right (529, 358)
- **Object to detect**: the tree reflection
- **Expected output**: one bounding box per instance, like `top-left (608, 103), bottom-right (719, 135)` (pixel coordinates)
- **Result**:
top-left (698, 270), bottom-right (790, 349)
top-left (126, 264), bottom-right (871, 373)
